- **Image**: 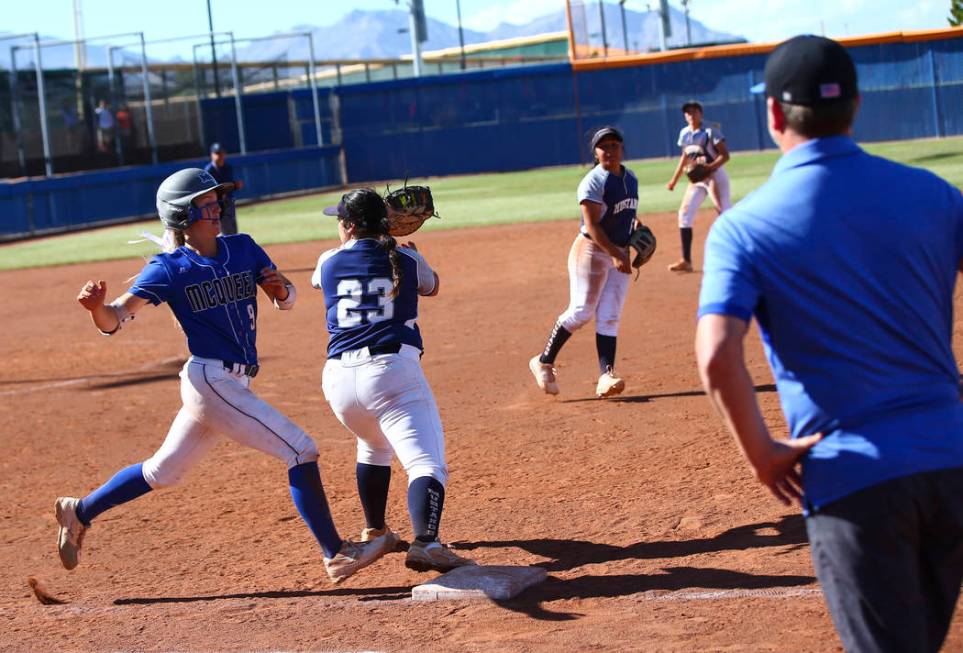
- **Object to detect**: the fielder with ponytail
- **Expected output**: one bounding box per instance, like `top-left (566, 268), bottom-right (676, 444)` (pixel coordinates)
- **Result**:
top-left (311, 188), bottom-right (477, 572)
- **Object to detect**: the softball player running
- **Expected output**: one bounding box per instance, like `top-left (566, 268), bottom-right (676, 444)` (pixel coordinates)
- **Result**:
top-left (666, 101), bottom-right (731, 272)
top-left (55, 169), bottom-right (389, 585)
top-left (530, 126), bottom-right (638, 398)
top-left (312, 188), bottom-right (476, 573)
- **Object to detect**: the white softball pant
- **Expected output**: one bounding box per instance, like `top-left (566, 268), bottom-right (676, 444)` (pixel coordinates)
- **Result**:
top-left (322, 344), bottom-right (448, 486)
top-left (558, 234), bottom-right (631, 337)
top-left (678, 166), bottom-right (732, 228)
top-left (141, 357), bottom-right (319, 488)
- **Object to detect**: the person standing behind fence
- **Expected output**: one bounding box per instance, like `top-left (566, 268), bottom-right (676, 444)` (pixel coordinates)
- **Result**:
top-left (695, 35), bottom-right (963, 653)
top-left (94, 100), bottom-right (115, 154)
top-left (204, 143), bottom-right (244, 236)
top-left (666, 100), bottom-right (731, 273)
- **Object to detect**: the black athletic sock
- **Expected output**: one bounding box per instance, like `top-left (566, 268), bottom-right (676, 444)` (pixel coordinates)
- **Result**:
top-left (539, 322), bottom-right (572, 365)
top-left (596, 334), bottom-right (617, 374)
top-left (356, 463), bottom-right (391, 530)
top-left (408, 476), bottom-right (445, 543)
top-left (681, 227), bottom-right (693, 263)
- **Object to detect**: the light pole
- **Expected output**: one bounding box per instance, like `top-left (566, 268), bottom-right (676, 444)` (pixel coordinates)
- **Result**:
top-left (619, 0), bottom-right (629, 53)
top-left (682, 0), bottom-right (692, 46)
top-left (597, 0), bottom-right (609, 57)
top-left (207, 0), bottom-right (221, 97)
top-left (456, 0), bottom-right (466, 70)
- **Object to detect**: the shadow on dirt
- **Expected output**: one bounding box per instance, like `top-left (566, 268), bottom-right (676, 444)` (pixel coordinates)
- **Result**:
top-left (455, 515), bottom-right (813, 620)
top-left (456, 514), bottom-right (806, 573)
top-left (561, 383), bottom-right (777, 404)
top-left (114, 584), bottom-right (412, 606)
top-left (496, 567), bottom-right (816, 620)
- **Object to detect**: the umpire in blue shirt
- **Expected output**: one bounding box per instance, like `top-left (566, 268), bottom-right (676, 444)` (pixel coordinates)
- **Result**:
top-left (204, 143), bottom-right (244, 235)
top-left (696, 35), bottom-right (963, 653)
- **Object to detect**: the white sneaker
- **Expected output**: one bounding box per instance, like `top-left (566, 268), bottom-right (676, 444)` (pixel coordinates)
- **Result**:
top-left (529, 356), bottom-right (559, 395)
top-left (55, 497), bottom-right (86, 570)
top-left (323, 535), bottom-right (391, 584)
top-left (361, 524), bottom-right (409, 552)
top-left (405, 540), bottom-right (477, 573)
top-left (596, 369), bottom-right (625, 398)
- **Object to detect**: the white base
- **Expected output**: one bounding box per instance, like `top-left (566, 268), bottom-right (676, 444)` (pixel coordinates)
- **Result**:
top-left (411, 565), bottom-right (547, 601)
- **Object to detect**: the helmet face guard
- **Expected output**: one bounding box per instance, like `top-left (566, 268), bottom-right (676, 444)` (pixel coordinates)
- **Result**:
top-left (156, 168), bottom-right (234, 231)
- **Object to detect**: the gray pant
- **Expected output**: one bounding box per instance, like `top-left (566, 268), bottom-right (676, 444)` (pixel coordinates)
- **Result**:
top-left (219, 210), bottom-right (238, 236)
top-left (806, 467), bottom-right (963, 653)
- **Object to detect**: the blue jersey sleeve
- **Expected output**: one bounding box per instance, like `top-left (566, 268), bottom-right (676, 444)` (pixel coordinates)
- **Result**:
top-left (245, 235), bottom-right (276, 279)
top-left (698, 216), bottom-right (760, 322)
top-left (129, 257), bottom-right (173, 306)
top-left (577, 167), bottom-right (607, 205)
top-left (952, 185), bottom-right (963, 264)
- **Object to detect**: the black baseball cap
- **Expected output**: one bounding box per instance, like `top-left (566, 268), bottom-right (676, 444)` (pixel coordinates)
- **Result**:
top-left (681, 100), bottom-right (703, 113)
top-left (590, 126), bottom-right (623, 150)
top-left (210, 142), bottom-right (225, 154)
top-left (754, 35), bottom-right (858, 105)
top-left (322, 196), bottom-right (347, 218)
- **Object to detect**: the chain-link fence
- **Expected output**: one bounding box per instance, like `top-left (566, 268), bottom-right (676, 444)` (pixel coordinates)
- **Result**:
top-left (0, 27), bottom-right (567, 180)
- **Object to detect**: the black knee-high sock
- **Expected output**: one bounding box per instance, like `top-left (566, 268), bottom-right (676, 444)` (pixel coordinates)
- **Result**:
top-left (596, 334), bottom-right (617, 374)
top-left (356, 463), bottom-right (391, 530)
top-left (408, 476), bottom-right (445, 543)
top-left (681, 227), bottom-right (693, 263)
top-left (539, 322), bottom-right (572, 365)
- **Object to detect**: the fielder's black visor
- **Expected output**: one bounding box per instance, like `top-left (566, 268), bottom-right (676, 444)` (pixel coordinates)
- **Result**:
top-left (590, 126), bottom-right (624, 151)
top-left (322, 197), bottom-right (347, 218)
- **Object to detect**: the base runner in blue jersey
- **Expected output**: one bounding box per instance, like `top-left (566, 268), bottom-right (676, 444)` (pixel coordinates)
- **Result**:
top-left (530, 126), bottom-right (639, 398)
top-left (313, 188), bottom-right (477, 573)
top-left (55, 168), bottom-right (391, 585)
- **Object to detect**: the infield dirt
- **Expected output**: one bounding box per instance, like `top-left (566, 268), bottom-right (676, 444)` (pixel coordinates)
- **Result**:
top-left (2, 212), bottom-right (961, 652)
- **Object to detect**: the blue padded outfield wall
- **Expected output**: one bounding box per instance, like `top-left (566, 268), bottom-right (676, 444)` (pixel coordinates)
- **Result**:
top-left (0, 145), bottom-right (343, 239)
top-left (3, 32), bottom-right (962, 239)
top-left (331, 34), bottom-right (963, 182)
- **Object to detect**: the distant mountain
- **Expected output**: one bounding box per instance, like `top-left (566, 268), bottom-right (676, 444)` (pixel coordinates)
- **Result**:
top-left (232, 10), bottom-right (488, 62)
top-left (490, 3), bottom-right (740, 52)
top-left (0, 32), bottom-right (158, 70)
top-left (0, 3), bottom-right (743, 69)
top-left (235, 3), bottom-right (741, 62)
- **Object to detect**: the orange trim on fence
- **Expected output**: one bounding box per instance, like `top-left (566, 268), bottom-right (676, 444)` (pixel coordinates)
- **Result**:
top-left (571, 26), bottom-right (963, 71)
top-left (565, 0), bottom-right (577, 62)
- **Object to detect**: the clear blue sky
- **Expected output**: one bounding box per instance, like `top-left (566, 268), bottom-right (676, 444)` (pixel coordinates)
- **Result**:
top-left (3, 0), bottom-right (955, 59)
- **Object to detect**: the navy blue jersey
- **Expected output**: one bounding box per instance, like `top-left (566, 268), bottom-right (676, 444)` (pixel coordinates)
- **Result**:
top-left (204, 161), bottom-right (237, 215)
top-left (129, 234), bottom-right (273, 365)
top-left (311, 238), bottom-right (436, 357)
top-left (577, 164), bottom-right (639, 247)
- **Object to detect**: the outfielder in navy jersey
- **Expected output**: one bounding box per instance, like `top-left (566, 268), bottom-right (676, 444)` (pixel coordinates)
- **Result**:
top-left (666, 100), bottom-right (731, 272)
top-left (313, 188), bottom-right (476, 573)
top-left (56, 168), bottom-right (390, 585)
top-left (530, 126), bottom-right (639, 398)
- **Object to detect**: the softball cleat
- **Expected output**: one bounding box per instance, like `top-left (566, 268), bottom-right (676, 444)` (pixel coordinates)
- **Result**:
top-left (668, 259), bottom-right (694, 273)
top-left (324, 535), bottom-right (391, 584)
top-left (361, 524), bottom-right (409, 552)
top-left (529, 356), bottom-right (560, 395)
top-left (405, 540), bottom-right (477, 573)
top-left (596, 370), bottom-right (626, 398)
top-left (55, 497), bottom-right (87, 570)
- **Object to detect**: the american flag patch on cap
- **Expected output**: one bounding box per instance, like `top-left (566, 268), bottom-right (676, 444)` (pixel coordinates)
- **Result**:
top-left (820, 83), bottom-right (841, 98)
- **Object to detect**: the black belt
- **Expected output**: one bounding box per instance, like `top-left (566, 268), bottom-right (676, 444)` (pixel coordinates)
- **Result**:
top-left (330, 343), bottom-right (402, 360)
top-left (223, 361), bottom-right (260, 377)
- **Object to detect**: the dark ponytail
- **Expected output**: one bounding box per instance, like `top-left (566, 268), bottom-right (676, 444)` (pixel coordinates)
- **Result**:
top-left (340, 188), bottom-right (403, 297)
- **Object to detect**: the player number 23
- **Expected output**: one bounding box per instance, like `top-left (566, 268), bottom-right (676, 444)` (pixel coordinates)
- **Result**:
top-left (336, 278), bottom-right (394, 327)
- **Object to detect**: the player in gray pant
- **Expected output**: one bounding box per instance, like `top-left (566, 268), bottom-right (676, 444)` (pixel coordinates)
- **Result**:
top-left (696, 36), bottom-right (963, 653)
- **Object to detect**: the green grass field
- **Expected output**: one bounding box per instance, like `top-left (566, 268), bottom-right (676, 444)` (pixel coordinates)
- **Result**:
top-left (2, 136), bottom-right (962, 271)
